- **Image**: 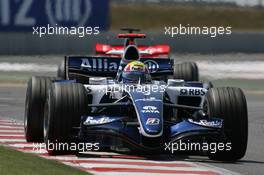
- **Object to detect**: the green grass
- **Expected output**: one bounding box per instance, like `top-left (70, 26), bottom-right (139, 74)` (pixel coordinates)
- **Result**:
top-left (111, 4), bottom-right (264, 31)
top-left (0, 146), bottom-right (89, 175)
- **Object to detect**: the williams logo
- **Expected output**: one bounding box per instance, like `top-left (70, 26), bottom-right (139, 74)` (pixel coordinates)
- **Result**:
top-left (81, 58), bottom-right (118, 72)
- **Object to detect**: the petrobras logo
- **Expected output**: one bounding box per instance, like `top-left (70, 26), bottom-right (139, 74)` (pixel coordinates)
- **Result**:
top-left (144, 60), bottom-right (159, 73)
top-left (146, 117), bottom-right (160, 125)
top-left (83, 116), bottom-right (115, 125)
top-left (81, 58), bottom-right (118, 72)
top-left (142, 106), bottom-right (160, 114)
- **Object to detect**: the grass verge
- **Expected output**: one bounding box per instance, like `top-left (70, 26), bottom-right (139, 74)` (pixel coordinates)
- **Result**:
top-left (111, 4), bottom-right (264, 31)
top-left (0, 145), bottom-right (89, 175)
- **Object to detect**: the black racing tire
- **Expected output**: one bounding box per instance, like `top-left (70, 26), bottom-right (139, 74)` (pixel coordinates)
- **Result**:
top-left (173, 62), bottom-right (199, 81)
top-left (24, 76), bottom-right (56, 142)
top-left (44, 83), bottom-right (88, 155)
top-left (206, 87), bottom-right (248, 161)
top-left (57, 60), bottom-right (66, 79)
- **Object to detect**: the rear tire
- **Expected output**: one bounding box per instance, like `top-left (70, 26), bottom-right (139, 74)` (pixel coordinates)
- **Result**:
top-left (206, 87), bottom-right (248, 161)
top-left (24, 76), bottom-right (55, 142)
top-left (44, 83), bottom-right (88, 155)
top-left (173, 62), bottom-right (199, 81)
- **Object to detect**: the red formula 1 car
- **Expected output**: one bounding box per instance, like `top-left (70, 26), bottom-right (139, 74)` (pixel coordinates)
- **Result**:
top-left (57, 28), bottom-right (199, 82)
top-left (96, 28), bottom-right (170, 58)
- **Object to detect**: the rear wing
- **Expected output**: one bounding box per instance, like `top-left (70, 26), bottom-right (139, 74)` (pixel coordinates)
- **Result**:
top-left (65, 56), bottom-right (173, 81)
top-left (96, 44), bottom-right (170, 57)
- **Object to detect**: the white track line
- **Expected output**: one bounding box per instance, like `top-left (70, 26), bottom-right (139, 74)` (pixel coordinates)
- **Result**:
top-left (197, 61), bottom-right (264, 79)
top-left (0, 134), bottom-right (24, 137)
top-left (0, 62), bottom-right (57, 72)
top-left (0, 130), bottom-right (24, 133)
top-left (0, 139), bottom-right (26, 142)
top-left (77, 163), bottom-right (209, 171)
top-left (86, 173), bottom-right (211, 175)
top-left (0, 125), bottom-right (24, 129)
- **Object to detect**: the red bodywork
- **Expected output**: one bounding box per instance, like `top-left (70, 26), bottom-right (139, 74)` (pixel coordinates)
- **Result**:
top-left (95, 32), bottom-right (170, 58)
top-left (96, 44), bottom-right (170, 58)
top-left (118, 33), bottom-right (146, 38)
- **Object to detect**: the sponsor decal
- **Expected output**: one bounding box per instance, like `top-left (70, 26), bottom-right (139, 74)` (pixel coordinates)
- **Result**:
top-left (135, 97), bottom-right (162, 102)
top-left (188, 119), bottom-right (223, 128)
top-left (146, 117), bottom-right (160, 125)
top-left (85, 87), bottom-right (92, 93)
top-left (141, 106), bottom-right (160, 114)
top-left (81, 58), bottom-right (118, 72)
top-left (180, 88), bottom-right (206, 96)
top-left (46, 0), bottom-right (92, 26)
top-left (83, 116), bottom-right (115, 125)
top-left (144, 60), bottom-right (159, 73)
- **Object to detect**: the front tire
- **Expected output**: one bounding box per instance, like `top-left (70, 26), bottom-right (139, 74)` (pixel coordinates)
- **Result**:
top-left (173, 62), bottom-right (199, 81)
top-left (24, 76), bottom-right (55, 142)
top-left (206, 87), bottom-right (248, 161)
top-left (44, 83), bottom-right (88, 155)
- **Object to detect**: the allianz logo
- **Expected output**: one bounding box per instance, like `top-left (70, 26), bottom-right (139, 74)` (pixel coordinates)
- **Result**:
top-left (81, 58), bottom-right (118, 72)
top-left (80, 58), bottom-right (160, 73)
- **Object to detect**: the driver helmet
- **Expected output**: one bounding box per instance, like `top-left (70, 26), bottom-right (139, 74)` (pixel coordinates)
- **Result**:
top-left (122, 61), bottom-right (150, 84)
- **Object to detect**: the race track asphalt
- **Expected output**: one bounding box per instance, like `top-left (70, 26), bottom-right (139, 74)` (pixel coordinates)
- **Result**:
top-left (0, 54), bottom-right (263, 175)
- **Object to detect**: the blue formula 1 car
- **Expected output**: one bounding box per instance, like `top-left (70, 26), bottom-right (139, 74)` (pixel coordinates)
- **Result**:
top-left (24, 30), bottom-right (248, 161)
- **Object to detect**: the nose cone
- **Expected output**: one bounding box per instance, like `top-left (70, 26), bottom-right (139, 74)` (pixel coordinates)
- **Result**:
top-left (137, 102), bottom-right (163, 137)
top-left (129, 87), bottom-right (164, 138)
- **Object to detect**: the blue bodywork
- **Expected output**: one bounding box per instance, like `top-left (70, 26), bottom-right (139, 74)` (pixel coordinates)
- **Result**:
top-left (66, 56), bottom-right (173, 78)
top-left (62, 55), bottom-right (224, 153)
top-left (77, 84), bottom-right (224, 153)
